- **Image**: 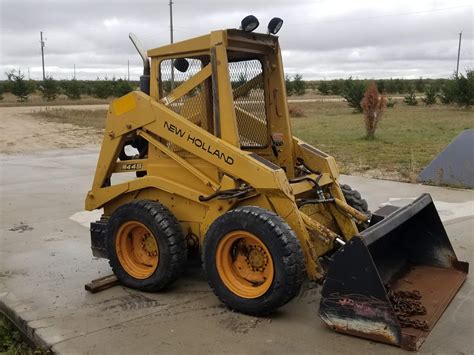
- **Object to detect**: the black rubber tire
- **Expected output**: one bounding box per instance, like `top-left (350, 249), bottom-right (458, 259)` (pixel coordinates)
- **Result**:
top-left (340, 184), bottom-right (371, 230)
top-left (203, 206), bottom-right (305, 316)
top-left (107, 200), bottom-right (186, 292)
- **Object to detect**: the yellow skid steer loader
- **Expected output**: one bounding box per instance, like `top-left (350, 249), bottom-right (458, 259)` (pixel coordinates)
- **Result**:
top-left (85, 16), bottom-right (468, 351)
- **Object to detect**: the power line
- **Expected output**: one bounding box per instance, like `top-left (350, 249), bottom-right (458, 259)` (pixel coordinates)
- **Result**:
top-left (287, 4), bottom-right (474, 26)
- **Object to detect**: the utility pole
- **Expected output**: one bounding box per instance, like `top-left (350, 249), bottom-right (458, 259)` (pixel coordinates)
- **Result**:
top-left (28, 67), bottom-right (31, 80)
top-left (169, 0), bottom-right (174, 89)
top-left (456, 32), bottom-right (462, 77)
top-left (73, 64), bottom-right (76, 79)
top-left (127, 60), bottom-right (130, 81)
top-left (40, 31), bottom-right (46, 80)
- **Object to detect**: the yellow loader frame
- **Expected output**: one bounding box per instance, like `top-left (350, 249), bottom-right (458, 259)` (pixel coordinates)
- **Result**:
top-left (86, 29), bottom-right (368, 281)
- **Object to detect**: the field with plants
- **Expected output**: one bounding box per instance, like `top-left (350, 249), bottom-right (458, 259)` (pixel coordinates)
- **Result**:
top-left (290, 100), bottom-right (473, 181)
top-left (16, 99), bottom-right (471, 182)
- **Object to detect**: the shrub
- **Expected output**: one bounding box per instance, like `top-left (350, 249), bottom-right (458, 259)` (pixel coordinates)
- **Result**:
top-left (386, 97), bottom-right (396, 108)
top-left (422, 85), bottom-right (437, 105)
top-left (288, 105), bottom-right (304, 117)
top-left (360, 82), bottom-right (386, 139)
top-left (342, 77), bottom-right (366, 112)
top-left (441, 69), bottom-right (473, 107)
top-left (285, 74), bottom-right (294, 95)
top-left (93, 78), bottom-right (113, 99)
top-left (0, 83), bottom-right (3, 101)
top-left (39, 76), bottom-right (59, 101)
top-left (403, 87), bottom-right (418, 106)
top-left (292, 74), bottom-right (306, 96)
top-left (318, 81), bottom-right (330, 95)
top-left (415, 77), bottom-right (425, 92)
top-left (329, 80), bottom-right (344, 95)
top-left (113, 79), bottom-right (134, 97)
top-left (63, 79), bottom-right (81, 99)
top-left (7, 70), bottom-right (31, 102)
top-left (455, 69), bottom-right (474, 107)
top-left (232, 73), bottom-right (247, 89)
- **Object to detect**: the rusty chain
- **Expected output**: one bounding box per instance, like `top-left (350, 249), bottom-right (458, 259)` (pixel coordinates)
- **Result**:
top-left (387, 287), bottom-right (429, 331)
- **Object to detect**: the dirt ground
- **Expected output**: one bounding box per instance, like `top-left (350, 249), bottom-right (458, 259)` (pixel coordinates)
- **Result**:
top-left (0, 105), bottom-right (106, 154)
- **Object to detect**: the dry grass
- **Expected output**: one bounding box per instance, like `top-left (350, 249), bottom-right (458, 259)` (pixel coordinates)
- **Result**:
top-left (291, 101), bottom-right (474, 181)
top-left (31, 107), bottom-right (107, 130)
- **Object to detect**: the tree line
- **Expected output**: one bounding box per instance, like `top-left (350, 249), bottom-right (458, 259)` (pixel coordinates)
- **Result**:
top-left (1, 69), bottom-right (471, 108)
top-left (316, 70), bottom-right (473, 109)
top-left (0, 70), bottom-right (137, 102)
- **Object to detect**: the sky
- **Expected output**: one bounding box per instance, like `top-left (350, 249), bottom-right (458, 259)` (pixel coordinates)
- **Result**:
top-left (0, 0), bottom-right (473, 80)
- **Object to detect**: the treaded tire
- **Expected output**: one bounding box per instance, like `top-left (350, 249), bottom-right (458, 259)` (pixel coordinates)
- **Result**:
top-left (107, 200), bottom-right (186, 292)
top-left (341, 184), bottom-right (371, 230)
top-left (203, 206), bottom-right (305, 316)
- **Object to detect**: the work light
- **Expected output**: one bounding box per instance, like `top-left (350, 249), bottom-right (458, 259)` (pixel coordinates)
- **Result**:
top-left (267, 17), bottom-right (283, 34)
top-left (240, 15), bottom-right (259, 32)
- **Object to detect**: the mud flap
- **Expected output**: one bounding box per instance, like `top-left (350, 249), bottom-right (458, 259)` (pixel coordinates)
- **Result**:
top-left (319, 193), bottom-right (468, 351)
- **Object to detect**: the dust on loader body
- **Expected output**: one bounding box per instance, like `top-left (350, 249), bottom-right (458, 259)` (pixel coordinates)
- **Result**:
top-left (85, 19), bottom-right (468, 351)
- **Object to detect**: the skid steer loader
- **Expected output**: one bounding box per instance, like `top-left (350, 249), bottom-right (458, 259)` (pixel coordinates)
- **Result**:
top-left (85, 17), bottom-right (468, 351)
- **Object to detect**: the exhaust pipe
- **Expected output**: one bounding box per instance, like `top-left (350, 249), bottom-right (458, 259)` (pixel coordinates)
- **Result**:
top-left (129, 32), bottom-right (150, 95)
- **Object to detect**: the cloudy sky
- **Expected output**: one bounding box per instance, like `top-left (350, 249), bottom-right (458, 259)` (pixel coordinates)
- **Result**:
top-left (0, 0), bottom-right (472, 80)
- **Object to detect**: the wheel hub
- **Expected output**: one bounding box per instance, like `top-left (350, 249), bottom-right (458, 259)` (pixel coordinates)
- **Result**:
top-left (245, 245), bottom-right (268, 271)
top-left (142, 233), bottom-right (157, 256)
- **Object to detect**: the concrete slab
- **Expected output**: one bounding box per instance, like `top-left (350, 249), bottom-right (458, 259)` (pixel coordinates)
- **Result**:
top-left (1, 148), bottom-right (473, 354)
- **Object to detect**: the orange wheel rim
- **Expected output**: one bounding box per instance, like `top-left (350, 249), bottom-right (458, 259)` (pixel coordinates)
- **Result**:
top-left (216, 231), bottom-right (274, 299)
top-left (115, 221), bottom-right (159, 279)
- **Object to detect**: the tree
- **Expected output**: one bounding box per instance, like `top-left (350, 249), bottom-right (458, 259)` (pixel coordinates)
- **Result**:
top-left (39, 76), bottom-right (59, 101)
top-left (232, 73), bottom-right (247, 89)
top-left (376, 79), bottom-right (386, 93)
top-left (342, 77), bottom-right (366, 112)
top-left (93, 78), bottom-right (113, 99)
top-left (361, 82), bottom-right (386, 140)
top-left (318, 81), bottom-right (330, 95)
top-left (63, 79), bottom-right (81, 99)
top-left (292, 74), bottom-right (306, 96)
top-left (454, 69), bottom-right (474, 107)
top-left (329, 80), bottom-right (344, 95)
top-left (441, 69), bottom-right (473, 107)
top-left (415, 77), bottom-right (424, 92)
top-left (403, 87), bottom-right (418, 106)
top-left (422, 85), bottom-right (437, 105)
top-left (7, 70), bottom-right (31, 102)
top-left (0, 83), bottom-right (3, 101)
top-left (285, 74), bottom-right (294, 95)
top-left (113, 79), bottom-right (134, 97)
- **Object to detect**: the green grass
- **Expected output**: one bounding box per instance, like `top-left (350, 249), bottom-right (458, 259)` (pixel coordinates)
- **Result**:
top-left (291, 101), bottom-right (474, 181)
top-left (0, 314), bottom-right (37, 354)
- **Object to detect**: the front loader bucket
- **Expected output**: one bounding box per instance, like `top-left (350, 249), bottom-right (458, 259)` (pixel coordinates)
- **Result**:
top-left (319, 194), bottom-right (468, 351)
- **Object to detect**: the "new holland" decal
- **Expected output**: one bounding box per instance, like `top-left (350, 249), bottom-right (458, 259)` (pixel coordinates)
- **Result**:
top-left (164, 121), bottom-right (234, 165)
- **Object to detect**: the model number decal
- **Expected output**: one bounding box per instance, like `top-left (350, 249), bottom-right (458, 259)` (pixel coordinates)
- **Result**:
top-left (163, 121), bottom-right (234, 165)
top-left (121, 163), bottom-right (143, 170)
